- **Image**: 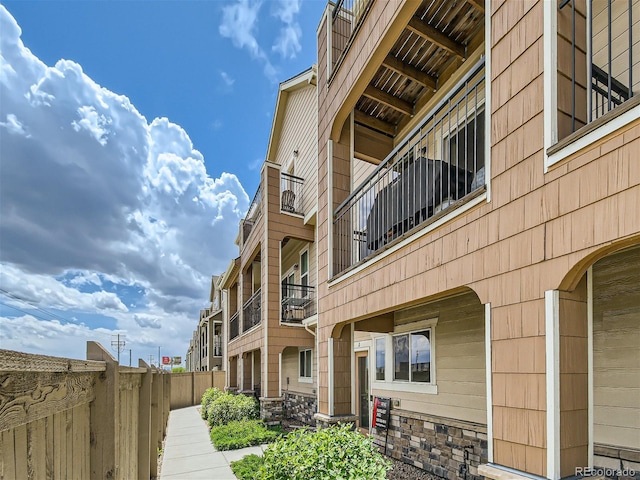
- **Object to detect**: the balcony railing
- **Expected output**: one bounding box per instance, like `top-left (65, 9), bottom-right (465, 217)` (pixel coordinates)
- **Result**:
top-left (243, 185), bottom-right (262, 243)
top-left (229, 312), bottom-right (239, 340)
top-left (213, 335), bottom-right (222, 357)
top-left (560, 0), bottom-right (637, 135)
top-left (242, 288), bottom-right (261, 332)
top-left (280, 173), bottom-right (304, 215)
top-left (281, 283), bottom-right (316, 323)
top-left (333, 60), bottom-right (486, 275)
top-left (331, 0), bottom-right (372, 75)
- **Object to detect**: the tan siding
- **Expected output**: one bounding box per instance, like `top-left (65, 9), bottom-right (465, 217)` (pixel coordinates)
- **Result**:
top-left (371, 293), bottom-right (486, 424)
top-left (281, 347), bottom-right (316, 396)
top-left (593, 246), bottom-right (640, 449)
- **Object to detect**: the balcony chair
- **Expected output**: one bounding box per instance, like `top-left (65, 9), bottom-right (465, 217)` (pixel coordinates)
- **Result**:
top-left (281, 189), bottom-right (296, 213)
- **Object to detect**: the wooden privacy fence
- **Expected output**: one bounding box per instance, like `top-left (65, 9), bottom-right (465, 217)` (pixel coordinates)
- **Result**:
top-left (0, 342), bottom-right (170, 480)
top-left (170, 370), bottom-right (225, 410)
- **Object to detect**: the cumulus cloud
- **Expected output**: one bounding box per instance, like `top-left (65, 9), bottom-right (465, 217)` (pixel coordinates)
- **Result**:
top-left (0, 6), bottom-right (249, 360)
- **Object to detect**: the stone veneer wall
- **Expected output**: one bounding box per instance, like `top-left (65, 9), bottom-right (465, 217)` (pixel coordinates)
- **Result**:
top-left (594, 445), bottom-right (640, 480)
top-left (283, 391), bottom-right (317, 425)
top-left (260, 397), bottom-right (283, 426)
top-left (371, 409), bottom-right (488, 480)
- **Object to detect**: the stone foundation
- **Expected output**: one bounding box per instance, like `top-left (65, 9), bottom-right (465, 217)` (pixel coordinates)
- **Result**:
top-left (313, 412), bottom-right (358, 429)
top-left (593, 444), bottom-right (640, 480)
top-left (371, 409), bottom-right (488, 480)
top-left (260, 397), bottom-right (283, 425)
top-left (283, 391), bottom-right (317, 426)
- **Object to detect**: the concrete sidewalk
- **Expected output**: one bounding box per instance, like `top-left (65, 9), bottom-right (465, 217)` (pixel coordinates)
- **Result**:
top-left (159, 405), bottom-right (267, 480)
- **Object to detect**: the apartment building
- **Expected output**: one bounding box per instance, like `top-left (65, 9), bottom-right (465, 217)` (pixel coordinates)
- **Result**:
top-left (186, 276), bottom-right (224, 372)
top-left (315, 1), bottom-right (639, 480)
top-left (219, 66), bottom-right (320, 425)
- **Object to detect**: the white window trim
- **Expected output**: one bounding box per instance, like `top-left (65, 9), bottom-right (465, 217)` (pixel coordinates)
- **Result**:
top-left (372, 318), bottom-right (438, 394)
top-left (543, 1), bottom-right (640, 172)
top-left (300, 248), bottom-right (309, 288)
top-left (299, 347), bottom-right (313, 383)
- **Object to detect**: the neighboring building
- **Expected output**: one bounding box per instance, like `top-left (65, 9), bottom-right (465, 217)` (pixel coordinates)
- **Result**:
top-left (313, 1), bottom-right (639, 480)
top-left (220, 66), bottom-right (319, 425)
top-left (186, 276), bottom-right (224, 372)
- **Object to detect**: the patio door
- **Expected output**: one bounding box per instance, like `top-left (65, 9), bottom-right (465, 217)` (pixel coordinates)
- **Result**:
top-left (355, 351), bottom-right (370, 433)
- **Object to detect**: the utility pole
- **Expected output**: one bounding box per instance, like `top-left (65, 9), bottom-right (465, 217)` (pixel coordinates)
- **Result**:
top-left (158, 346), bottom-right (162, 371)
top-left (129, 349), bottom-right (132, 367)
top-left (110, 333), bottom-right (126, 364)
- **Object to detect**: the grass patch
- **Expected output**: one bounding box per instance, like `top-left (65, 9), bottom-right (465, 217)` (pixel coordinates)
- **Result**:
top-left (230, 454), bottom-right (265, 480)
top-left (210, 419), bottom-right (283, 451)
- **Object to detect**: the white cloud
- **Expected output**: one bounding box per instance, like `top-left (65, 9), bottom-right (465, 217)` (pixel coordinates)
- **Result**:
top-left (0, 113), bottom-right (29, 136)
top-left (219, 0), bottom-right (278, 81)
top-left (0, 5), bottom-right (250, 360)
top-left (272, 24), bottom-right (302, 59)
top-left (220, 71), bottom-right (235, 87)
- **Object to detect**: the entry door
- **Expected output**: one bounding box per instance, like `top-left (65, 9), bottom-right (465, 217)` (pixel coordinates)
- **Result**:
top-left (355, 351), bottom-right (370, 432)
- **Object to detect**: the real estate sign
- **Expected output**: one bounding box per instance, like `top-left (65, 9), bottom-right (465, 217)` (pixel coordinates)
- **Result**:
top-left (372, 396), bottom-right (391, 433)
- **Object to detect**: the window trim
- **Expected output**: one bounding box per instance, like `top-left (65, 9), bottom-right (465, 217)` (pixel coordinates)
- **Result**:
top-left (299, 347), bottom-right (313, 383)
top-left (372, 317), bottom-right (438, 394)
top-left (392, 329), bottom-right (433, 384)
top-left (374, 336), bottom-right (386, 381)
top-left (300, 249), bottom-right (309, 297)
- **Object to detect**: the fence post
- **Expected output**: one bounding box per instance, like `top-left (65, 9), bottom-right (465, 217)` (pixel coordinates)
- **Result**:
top-left (192, 372), bottom-right (197, 406)
top-left (150, 369), bottom-right (160, 478)
top-left (162, 373), bottom-right (170, 433)
top-left (137, 360), bottom-right (152, 480)
top-left (86, 341), bottom-right (120, 480)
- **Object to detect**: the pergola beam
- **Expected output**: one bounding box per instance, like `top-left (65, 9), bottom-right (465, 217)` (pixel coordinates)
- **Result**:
top-left (407, 17), bottom-right (466, 58)
top-left (363, 86), bottom-right (413, 117)
top-left (354, 110), bottom-right (396, 136)
top-left (466, 0), bottom-right (485, 13)
top-left (382, 54), bottom-right (437, 90)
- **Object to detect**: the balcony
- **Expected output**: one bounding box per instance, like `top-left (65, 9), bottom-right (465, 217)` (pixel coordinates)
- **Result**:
top-left (229, 312), bottom-right (239, 340)
top-left (280, 172), bottom-right (304, 215)
top-left (281, 283), bottom-right (316, 323)
top-left (243, 186), bottom-right (262, 244)
top-left (242, 288), bottom-right (261, 332)
top-left (213, 335), bottom-right (222, 357)
top-left (331, 0), bottom-right (373, 76)
top-left (333, 60), bottom-right (486, 275)
top-left (559, 0), bottom-right (638, 138)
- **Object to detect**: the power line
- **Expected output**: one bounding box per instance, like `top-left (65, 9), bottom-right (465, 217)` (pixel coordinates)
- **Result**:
top-left (0, 288), bottom-right (79, 324)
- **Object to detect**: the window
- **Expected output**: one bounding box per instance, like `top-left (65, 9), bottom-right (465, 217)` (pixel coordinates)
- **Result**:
top-left (299, 348), bottom-right (312, 380)
top-left (375, 337), bottom-right (385, 381)
top-left (393, 330), bottom-right (431, 383)
top-left (300, 251), bottom-right (309, 297)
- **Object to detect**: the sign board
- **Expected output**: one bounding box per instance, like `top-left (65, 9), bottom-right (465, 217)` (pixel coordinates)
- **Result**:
top-left (372, 396), bottom-right (391, 433)
top-left (162, 356), bottom-right (171, 365)
top-left (172, 356), bottom-right (182, 365)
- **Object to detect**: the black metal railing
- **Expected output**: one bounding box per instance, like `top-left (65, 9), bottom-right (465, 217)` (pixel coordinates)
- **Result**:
top-left (281, 283), bottom-right (316, 322)
top-left (213, 336), bottom-right (222, 356)
top-left (560, 0), bottom-right (636, 135)
top-left (331, 0), bottom-right (372, 74)
top-left (229, 312), bottom-right (239, 340)
top-left (280, 173), bottom-right (304, 215)
top-left (333, 60), bottom-right (486, 275)
top-left (242, 288), bottom-right (261, 332)
top-left (243, 185), bottom-right (262, 243)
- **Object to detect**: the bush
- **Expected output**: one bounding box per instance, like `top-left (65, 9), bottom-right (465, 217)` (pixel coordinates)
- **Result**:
top-left (210, 419), bottom-right (282, 450)
top-left (231, 454), bottom-right (264, 480)
top-left (207, 392), bottom-right (259, 427)
top-left (200, 387), bottom-right (224, 420)
top-left (259, 424), bottom-right (392, 480)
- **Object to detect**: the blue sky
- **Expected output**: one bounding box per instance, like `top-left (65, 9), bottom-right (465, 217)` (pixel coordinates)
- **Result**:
top-left (0, 0), bottom-right (325, 364)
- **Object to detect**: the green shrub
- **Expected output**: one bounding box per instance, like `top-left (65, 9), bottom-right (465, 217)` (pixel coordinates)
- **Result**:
top-left (210, 419), bottom-right (282, 450)
top-left (259, 424), bottom-right (392, 480)
top-left (207, 392), bottom-right (259, 427)
top-left (200, 387), bottom-right (224, 420)
top-left (231, 454), bottom-right (264, 480)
